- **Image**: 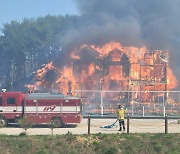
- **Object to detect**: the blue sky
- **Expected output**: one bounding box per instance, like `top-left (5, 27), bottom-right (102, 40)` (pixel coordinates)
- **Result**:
top-left (0, 0), bottom-right (78, 29)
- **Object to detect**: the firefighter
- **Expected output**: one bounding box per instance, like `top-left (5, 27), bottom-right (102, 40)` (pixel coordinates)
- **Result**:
top-left (116, 104), bottom-right (127, 131)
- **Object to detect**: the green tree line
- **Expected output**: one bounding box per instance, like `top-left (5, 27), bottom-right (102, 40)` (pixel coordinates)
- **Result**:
top-left (0, 14), bottom-right (79, 91)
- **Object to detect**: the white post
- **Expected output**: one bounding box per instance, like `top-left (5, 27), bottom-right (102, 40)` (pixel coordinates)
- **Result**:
top-left (163, 106), bottom-right (166, 117)
top-left (132, 103), bottom-right (134, 116)
top-left (157, 91), bottom-right (159, 114)
top-left (132, 92), bottom-right (134, 116)
top-left (100, 91), bottom-right (103, 116)
top-left (163, 92), bottom-right (165, 106)
top-left (143, 106), bottom-right (145, 117)
top-left (172, 104), bottom-right (174, 113)
top-left (163, 92), bottom-right (165, 116)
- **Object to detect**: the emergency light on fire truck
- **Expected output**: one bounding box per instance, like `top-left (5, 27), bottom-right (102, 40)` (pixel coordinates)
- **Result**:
top-left (0, 91), bottom-right (82, 128)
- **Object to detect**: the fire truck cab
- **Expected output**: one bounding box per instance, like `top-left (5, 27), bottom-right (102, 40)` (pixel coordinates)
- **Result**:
top-left (0, 92), bottom-right (82, 127)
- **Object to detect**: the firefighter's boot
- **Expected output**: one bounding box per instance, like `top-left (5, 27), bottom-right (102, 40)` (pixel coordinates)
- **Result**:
top-left (118, 127), bottom-right (122, 131)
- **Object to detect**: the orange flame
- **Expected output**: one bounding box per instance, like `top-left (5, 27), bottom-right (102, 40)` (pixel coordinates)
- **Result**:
top-left (167, 68), bottom-right (178, 89)
top-left (31, 41), bottom-right (177, 97)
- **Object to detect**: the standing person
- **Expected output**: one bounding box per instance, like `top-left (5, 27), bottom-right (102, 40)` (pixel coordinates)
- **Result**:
top-left (116, 105), bottom-right (127, 131)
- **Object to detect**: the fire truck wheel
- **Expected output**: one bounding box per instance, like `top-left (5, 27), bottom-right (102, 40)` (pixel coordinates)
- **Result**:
top-left (0, 117), bottom-right (7, 127)
top-left (51, 117), bottom-right (63, 128)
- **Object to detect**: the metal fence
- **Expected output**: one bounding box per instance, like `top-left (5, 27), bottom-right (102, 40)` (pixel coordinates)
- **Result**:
top-left (73, 90), bottom-right (180, 117)
top-left (85, 115), bottom-right (180, 134)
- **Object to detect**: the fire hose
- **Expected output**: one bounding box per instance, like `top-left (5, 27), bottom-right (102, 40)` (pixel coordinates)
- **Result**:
top-left (100, 119), bottom-right (118, 128)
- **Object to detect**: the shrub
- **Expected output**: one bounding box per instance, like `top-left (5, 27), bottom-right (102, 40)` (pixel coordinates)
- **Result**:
top-left (104, 147), bottom-right (118, 154)
top-left (19, 132), bottom-right (27, 136)
top-left (36, 149), bottom-right (48, 154)
top-left (18, 117), bottom-right (33, 134)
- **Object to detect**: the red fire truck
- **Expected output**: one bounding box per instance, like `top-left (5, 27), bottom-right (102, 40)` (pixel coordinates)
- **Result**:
top-left (0, 92), bottom-right (82, 127)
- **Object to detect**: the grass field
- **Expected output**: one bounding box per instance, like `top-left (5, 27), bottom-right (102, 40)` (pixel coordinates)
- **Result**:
top-left (0, 133), bottom-right (179, 154)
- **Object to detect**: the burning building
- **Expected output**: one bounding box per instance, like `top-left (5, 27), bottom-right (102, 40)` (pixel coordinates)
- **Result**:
top-left (27, 42), bottom-right (177, 111)
top-left (25, 1), bottom-right (180, 114)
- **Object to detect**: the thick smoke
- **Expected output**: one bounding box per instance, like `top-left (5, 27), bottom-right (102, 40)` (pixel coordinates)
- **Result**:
top-left (60, 0), bottom-right (180, 88)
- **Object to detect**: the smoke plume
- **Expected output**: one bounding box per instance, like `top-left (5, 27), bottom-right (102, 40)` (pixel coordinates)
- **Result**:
top-left (60, 0), bottom-right (180, 88)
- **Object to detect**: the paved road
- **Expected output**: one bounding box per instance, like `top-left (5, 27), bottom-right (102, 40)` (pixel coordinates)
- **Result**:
top-left (0, 119), bottom-right (179, 135)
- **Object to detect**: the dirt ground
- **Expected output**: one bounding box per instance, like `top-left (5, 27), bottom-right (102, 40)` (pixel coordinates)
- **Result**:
top-left (0, 119), bottom-right (179, 135)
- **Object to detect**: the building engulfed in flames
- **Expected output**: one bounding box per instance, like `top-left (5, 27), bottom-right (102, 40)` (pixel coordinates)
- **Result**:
top-left (27, 42), bottom-right (178, 112)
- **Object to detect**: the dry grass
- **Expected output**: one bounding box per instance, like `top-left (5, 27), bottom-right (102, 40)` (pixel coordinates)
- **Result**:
top-left (0, 133), bottom-right (179, 154)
